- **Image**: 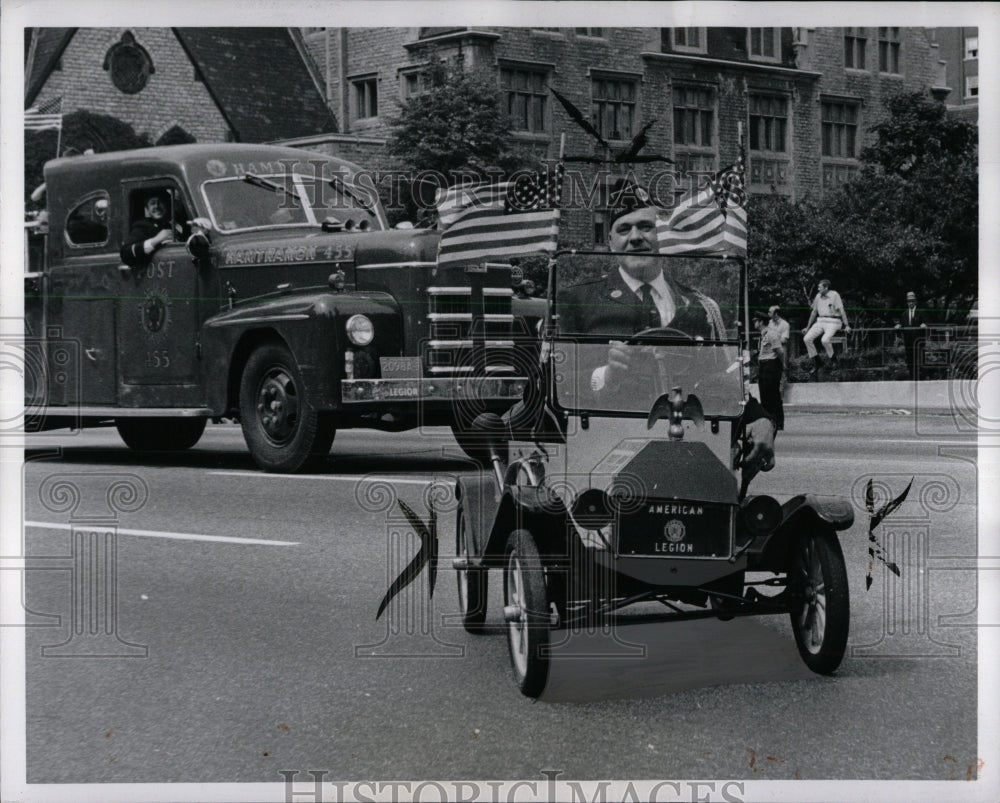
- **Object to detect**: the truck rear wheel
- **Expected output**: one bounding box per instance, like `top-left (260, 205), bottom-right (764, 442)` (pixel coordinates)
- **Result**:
top-left (116, 417), bottom-right (206, 452)
top-left (239, 343), bottom-right (335, 473)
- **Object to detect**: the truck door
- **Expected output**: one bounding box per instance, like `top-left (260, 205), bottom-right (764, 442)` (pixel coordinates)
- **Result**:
top-left (117, 181), bottom-right (204, 407)
top-left (44, 191), bottom-right (118, 406)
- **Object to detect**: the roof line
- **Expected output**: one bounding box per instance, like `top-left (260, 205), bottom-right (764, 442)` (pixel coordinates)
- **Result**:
top-left (287, 27), bottom-right (339, 133)
top-left (170, 27), bottom-right (240, 142)
top-left (25, 28), bottom-right (77, 107)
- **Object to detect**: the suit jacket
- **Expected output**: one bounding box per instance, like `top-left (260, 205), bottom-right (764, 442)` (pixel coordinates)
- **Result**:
top-left (897, 306), bottom-right (929, 330)
top-left (557, 266), bottom-right (725, 340)
top-left (120, 219), bottom-right (173, 267)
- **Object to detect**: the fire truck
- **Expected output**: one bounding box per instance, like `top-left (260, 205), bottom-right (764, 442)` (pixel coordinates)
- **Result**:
top-left (24, 144), bottom-right (539, 472)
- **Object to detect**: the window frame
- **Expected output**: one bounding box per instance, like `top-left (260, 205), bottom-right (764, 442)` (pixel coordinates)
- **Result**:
top-left (965, 35), bottom-right (978, 60)
top-left (590, 73), bottom-right (640, 142)
top-left (748, 93), bottom-right (789, 155)
top-left (820, 99), bottom-right (860, 160)
top-left (965, 75), bottom-right (979, 99)
top-left (671, 27), bottom-right (707, 54)
top-left (877, 27), bottom-right (901, 74)
top-left (499, 64), bottom-right (551, 134)
top-left (64, 190), bottom-right (112, 250)
top-left (350, 74), bottom-right (379, 121)
top-left (747, 28), bottom-right (781, 63)
top-left (574, 28), bottom-right (605, 39)
top-left (672, 84), bottom-right (715, 149)
top-left (399, 66), bottom-right (429, 101)
top-left (843, 27), bottom-right (867, 70)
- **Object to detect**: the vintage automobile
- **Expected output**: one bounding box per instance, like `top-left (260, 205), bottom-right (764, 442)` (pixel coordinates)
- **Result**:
top-left (24, 144), bottom-right (537, 471)
top-left (452, 251), bottom-right (854, 697)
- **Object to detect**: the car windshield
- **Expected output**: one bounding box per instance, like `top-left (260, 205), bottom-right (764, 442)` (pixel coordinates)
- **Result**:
top-left (552, 252), bottom-right (745, 417)
top-left (201, 170), bottom-right (382, 233)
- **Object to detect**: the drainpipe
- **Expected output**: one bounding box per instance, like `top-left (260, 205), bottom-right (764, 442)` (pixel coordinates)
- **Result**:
top-left (339, 29), bottom-right (349, 132)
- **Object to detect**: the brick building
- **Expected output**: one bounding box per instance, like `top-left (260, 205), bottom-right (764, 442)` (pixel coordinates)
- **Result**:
top-left (296, 26), bottom-right (951, 248)
top-left (925, 27), bottom-right (979, 124)
top-left (24, 27), bottom-right (336, 145)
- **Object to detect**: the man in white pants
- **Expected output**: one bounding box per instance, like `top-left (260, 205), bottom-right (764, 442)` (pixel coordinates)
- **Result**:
top-left (802, 279), bottom-right (850, 376)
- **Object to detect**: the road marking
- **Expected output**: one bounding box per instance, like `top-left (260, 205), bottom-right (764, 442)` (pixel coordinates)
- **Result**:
top-left (208, 471), bottom-right (451, 486)
top-left (24, 521), bottom-right (299, 546)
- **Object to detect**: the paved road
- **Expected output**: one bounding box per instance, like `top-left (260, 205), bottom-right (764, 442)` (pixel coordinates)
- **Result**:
top-left (17, 413), bottom-right (983, 785)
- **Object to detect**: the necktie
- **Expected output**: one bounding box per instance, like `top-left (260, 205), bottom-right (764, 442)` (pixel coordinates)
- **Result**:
top-left (909, 308), bottom-right (914, 325)
top-left (639, 284), bottom-right (661, 328)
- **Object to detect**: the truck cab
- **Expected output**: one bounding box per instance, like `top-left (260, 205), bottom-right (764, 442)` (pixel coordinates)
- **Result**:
top-left (25, 144), bottom-right (535, 471)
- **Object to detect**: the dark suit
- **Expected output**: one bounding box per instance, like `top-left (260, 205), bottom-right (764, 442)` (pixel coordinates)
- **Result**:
top-left (897, 305), bottom-right (929, 379)
top-left (554, 265), bottom-right (771, 427)
top-left (120, 218), bottom-right (181, 268)
top-left (557, 266), bottom-right (724, 340)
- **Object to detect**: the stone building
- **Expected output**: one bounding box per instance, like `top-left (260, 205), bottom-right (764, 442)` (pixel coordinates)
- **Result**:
top-left (296, 27), bottom-right (952, 247)
top-left (24, 27), bottom-right (960, 249)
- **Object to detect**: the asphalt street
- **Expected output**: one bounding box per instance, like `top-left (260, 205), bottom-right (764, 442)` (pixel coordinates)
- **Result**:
top-left (17, 412), bottom-right (982, 783)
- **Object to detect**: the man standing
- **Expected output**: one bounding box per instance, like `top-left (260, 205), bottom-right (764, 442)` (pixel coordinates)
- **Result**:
top-left (894, 291), bottom-right (928, 380)
top-left (802, 279), bottom-right (850, 376)
top-left (755, 312), bottom-right (785, 431)
top-left (767, 305), bottom-right (790, 347)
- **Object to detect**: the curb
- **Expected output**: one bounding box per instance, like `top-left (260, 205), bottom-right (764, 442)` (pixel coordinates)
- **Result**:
top-left (749, 380), bottom-right (975, 415)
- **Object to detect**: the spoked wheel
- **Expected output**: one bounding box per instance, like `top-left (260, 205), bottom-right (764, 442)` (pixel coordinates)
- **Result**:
top-left (503, 529), bottom-right (551, 698)
top-left (239, 343), bottom-right (336, 473)
top-left (455, 504), bottom-right (488, 633)
top-left (789, 528), bottom-right (850, 674)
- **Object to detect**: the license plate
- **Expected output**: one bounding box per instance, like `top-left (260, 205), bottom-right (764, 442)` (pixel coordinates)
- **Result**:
top-left (617, 503), bottom-right (732, 558)
top-left (379, 357), bottom-right (421, 378)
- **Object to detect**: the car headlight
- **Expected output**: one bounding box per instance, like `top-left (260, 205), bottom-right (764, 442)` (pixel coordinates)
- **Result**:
top-left (345, 314), bottom-right (374, 346)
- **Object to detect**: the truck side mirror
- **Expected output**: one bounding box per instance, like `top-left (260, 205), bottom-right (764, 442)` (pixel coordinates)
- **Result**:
top-left (186, 230), bottom-right (211, 260)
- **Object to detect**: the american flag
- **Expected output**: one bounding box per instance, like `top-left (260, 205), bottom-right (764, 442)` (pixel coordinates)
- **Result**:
top-left (656, 154), bottom-right (747, 258)
top-left (24, 96), bottom-right (63, 132)
top-left (436, 164), bottom-right (563, 267)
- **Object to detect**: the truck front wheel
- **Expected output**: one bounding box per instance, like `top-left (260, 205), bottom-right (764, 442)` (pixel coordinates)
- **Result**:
top-left (239, 343), bottom-right (335, 473)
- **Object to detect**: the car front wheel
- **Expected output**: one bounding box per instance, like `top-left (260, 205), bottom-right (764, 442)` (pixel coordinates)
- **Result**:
top-left (788, 527), bottom-right (850, 674)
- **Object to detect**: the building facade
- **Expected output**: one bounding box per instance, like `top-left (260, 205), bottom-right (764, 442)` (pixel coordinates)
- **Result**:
top-left (925, 27), bottom-right (978, 123)
top-left (297, 26), bottom-right (953, 248)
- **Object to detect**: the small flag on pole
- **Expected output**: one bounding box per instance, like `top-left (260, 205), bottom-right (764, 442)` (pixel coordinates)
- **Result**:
top-left (24, 97), bottom-right (63, 132)
top-left (435, 165), bottom-right (564, 267)
top-left (656, 150), bottom-right (747, 258)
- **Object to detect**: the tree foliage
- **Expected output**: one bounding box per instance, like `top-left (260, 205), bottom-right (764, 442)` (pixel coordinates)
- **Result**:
top-left (25, 109), bottom-right (152, 203)
top-left (386, 62), bottom-right (541, 223)
top-left (749, 91), bottom-right (977, 326)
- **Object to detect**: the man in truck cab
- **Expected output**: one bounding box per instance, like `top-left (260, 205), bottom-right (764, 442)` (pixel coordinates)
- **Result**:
top-left (120, 189), bottom-right (184, 267)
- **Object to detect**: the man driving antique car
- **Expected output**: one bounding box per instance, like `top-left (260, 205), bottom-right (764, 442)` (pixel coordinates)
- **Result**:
top-left (555, 178), bottom-right (776, 470)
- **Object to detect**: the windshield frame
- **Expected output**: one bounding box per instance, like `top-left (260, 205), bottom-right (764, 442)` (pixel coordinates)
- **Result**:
top-left (199, 170), bottom-right (384, 234)
top-left (545, 249), bottom-right (748, 420)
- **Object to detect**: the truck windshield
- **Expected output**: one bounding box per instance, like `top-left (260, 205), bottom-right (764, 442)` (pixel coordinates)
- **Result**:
top-left (202, 172), bottom-right (381, 233)
top-left (551, 252), bottom-right (745, 418)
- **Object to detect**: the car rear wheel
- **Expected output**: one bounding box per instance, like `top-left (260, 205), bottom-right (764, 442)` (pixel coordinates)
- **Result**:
top-left (503, 529), bottom-right (551, 697)
top-left (789, 527), bottom-right (850, 674)
top-left (116, 417), bottom-right (206, 452)
top-left (455, 504), bottom-right (488, 633)
top-left (239, 343), bottom-right (335, 473)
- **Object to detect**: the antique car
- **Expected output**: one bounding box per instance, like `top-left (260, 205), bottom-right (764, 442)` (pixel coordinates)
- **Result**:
top-left (452, 251), bottom-right (854, 697)
top-left (24, 144), bottom-right (538, 471)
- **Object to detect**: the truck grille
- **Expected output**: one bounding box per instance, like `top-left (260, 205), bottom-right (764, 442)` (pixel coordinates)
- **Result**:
top-left (426, 285), bottom-right (516, 375)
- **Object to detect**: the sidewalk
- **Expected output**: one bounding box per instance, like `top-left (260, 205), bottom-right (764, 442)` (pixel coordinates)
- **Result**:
top-left (749, 379), bottom-right (976, 415)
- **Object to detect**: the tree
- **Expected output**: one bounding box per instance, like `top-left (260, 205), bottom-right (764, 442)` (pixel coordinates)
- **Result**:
top-left (25, 109), bottom-right (153, 203)
top-left (749, 91), bottom-right (977, 326)
top-left (386, 62), bottom-right (541, 223)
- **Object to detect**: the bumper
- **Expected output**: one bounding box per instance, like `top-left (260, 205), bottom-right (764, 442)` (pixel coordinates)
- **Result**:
top-left (341, 376), bottom-right (528, 404)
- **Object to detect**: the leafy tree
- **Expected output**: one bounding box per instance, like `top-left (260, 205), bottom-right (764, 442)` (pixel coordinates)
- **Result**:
top-left (25, 109), bottom-right (152, 203)
top-left (386, 62), bottom-right (541, 223)
top-left (749, 91), bottom-right (977, 327)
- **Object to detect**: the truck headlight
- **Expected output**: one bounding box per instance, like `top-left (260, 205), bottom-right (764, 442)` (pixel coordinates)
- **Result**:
top-left (346, 314), bottom-right (374, 346)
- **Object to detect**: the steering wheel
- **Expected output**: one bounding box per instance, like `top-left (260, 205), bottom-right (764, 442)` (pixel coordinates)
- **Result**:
top-left (625, 326), bottom-right (694, 346)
